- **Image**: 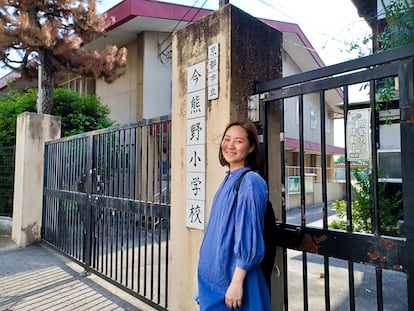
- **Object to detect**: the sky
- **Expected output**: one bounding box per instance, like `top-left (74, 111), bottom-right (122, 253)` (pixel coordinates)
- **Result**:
top-left (99, 0), bottom-right (372, 66)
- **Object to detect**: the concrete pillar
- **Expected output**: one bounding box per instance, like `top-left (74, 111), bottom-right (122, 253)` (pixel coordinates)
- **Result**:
top-left (170, 4), bottom-right (282, 310)
top-left (12, 112), bottom-right (61, 246)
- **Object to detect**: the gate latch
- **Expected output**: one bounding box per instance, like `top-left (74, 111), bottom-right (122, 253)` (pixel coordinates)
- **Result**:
top-left (247, 94), bottom-right (259, 122)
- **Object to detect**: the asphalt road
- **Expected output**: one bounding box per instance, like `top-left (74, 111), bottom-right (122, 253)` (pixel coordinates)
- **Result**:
top-left (281, 203), bottom-right (407, 311)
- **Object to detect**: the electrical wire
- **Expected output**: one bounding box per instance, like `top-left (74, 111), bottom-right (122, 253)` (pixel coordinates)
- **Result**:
top-left (254, 0), bottom-right (372, 62)
top-left (158, 0), bottom-right (209, 65)
top-left (157, 0), bottom-right (371, 65)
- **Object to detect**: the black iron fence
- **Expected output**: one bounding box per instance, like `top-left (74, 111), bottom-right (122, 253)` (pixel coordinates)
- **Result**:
top-left (42, 116), bottom-right (171, 310)
top-left (0, 146), bottom-right (15, 217)
top-left (257, 44), bottom-right (414, 311)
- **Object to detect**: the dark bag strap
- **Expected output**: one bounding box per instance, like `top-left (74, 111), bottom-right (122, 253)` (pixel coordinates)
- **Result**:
top-left (235, 169), bottom-right (252, 195)
top-left (235, 169), bottom-right (278, 293)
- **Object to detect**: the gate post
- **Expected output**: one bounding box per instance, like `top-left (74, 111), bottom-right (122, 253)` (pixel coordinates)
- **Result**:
top-left (400, 59), bottom-right (414, 310)
top-left (170, 4), bottom-right (282, 310)
top-left (12, 112), bottom-right (61, 246)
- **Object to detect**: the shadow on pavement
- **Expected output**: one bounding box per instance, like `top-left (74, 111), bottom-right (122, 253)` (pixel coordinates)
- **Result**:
top-left (0, 237), bottom-right (156, 311)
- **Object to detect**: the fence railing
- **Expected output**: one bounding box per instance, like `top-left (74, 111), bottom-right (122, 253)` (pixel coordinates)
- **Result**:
top-left (0, 146), bottom-right (15, 217)
top-left (285, 165), bottom-right (361, 182)
top-left (42, 116), bottom-right (171, 310)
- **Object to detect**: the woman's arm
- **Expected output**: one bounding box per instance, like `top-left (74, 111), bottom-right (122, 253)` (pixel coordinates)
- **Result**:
top-left (225, 266), bottom-right (247, 309)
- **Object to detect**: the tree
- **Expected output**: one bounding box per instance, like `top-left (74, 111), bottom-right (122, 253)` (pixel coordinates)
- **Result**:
top-left (347, 0), bottom-right (413, 57)
top-left (378, 0), bottom-right (414, 51)
top-left (0, 87), bottom-right (115, 146)
top-left (0, 0), bottom-right (127, 114)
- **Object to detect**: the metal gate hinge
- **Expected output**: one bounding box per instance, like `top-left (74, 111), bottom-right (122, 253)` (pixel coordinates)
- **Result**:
top-left (247, 94), bottom-right (259, 122)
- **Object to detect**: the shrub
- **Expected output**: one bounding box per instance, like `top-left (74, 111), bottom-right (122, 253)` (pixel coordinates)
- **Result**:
top-left (330, 168), bottom-right (403, 236)
top-left (0, 88), bottom-right (115, 146)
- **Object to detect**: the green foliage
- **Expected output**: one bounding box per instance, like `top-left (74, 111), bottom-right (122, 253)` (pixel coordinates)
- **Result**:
top-left (0, 89), bottom-right (37, 146)
top-left (334, 155), bottom-right (345, 164)
top-left (52, 88), bottom-right (115, 137)
top-left (379, 0), bottom-right (414, 51)
top-left (376, 1), bottom-right (412, 123)
top-left (0, 88), bottom-right (115, 146)
top-left (346, 0), bottom-right (413, 58)
top-left (330, 168), bottom-right (403, 236)
top-left (377, 78), bottom-right (397, 124)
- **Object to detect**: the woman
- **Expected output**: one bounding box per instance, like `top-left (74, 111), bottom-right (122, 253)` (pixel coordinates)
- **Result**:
top-left (198, 120), bottom-right (271, 310)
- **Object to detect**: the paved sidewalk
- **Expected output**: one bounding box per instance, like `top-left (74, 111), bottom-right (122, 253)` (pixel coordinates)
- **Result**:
top-left (0, 237), bottom-right (157, 311)
top-left (1, 208), bottom-right (408, 311)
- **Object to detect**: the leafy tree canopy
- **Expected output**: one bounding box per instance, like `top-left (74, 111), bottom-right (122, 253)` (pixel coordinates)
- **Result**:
top-left (379, 0), bottom-right (414, 50)
top-left (350, 0), bottom-right (414, 55)
top-left (0, 87), bottom-right (115, 146)
top-left (0, 0), bottom-right (127, 113)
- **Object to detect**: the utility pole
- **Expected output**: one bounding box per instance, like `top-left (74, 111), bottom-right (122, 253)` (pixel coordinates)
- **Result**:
top-left (219, 0), bottom-right (229, 7)
top-left (37, 64), bottom-right (43, 114)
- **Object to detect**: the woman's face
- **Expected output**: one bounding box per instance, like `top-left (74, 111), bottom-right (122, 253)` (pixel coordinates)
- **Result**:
top-left (221, 125), bottom-right (254, 171)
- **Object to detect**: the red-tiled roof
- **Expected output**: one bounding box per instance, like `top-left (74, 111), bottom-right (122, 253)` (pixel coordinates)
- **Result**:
top-left (285, 137), bottom-right (344, 154)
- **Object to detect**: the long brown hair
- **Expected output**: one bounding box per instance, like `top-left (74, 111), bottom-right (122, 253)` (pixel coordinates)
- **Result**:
top-left (218, 120), bottom-right (261, 171)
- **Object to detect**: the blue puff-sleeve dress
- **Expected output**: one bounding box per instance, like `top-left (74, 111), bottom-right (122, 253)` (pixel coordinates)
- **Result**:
top-left (198, 167), bottom-right (271, 311)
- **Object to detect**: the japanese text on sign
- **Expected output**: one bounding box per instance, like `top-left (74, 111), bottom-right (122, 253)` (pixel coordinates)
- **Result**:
top-left (187, 62), bottom-right (206, 93)
top-left (207, 43), bottom-right (219, 100)
top-left (186, 200), bottom-right (205, 230)
top-left (347, 108), bottom-right (371, 161)
top-left (187, 89), bottom-right (206, 119)
top-left (187, 117), bottom-right (205, 145)
top-left (186, 61), bottom-right (207, 230)
top-left (186, 172), bottom-right (206, 200)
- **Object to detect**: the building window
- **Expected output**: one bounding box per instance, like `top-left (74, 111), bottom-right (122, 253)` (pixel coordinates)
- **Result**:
top-left (59, 77), bottom-right (96, 95)
top-left (310, 108), bottom-right (317, 129)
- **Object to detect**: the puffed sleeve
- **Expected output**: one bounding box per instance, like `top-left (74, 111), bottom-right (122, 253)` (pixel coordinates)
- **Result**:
top-left (233, 172), bottom-right (268, 270)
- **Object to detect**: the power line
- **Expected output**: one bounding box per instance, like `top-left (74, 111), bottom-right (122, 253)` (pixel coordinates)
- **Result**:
top-left (158, 0), bottom-right (209, 65)
top-left (251, 0), bottom-right (371, 62)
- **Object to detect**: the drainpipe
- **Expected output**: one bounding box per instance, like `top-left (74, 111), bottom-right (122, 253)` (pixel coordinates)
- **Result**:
top-left (37, 64), bottom-right (43, 114)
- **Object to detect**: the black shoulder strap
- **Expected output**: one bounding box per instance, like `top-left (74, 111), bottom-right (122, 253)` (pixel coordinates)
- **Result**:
top-left (235, 169), bottom-right (252, 194)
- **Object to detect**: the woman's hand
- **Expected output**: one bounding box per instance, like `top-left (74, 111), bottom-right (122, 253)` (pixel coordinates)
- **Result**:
top-left (225, 267), bottom-right (247, 309)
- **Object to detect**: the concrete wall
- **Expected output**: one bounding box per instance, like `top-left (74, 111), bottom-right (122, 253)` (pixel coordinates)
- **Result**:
top-left (170, 4), bottom-right (282, 310)
top-left (12, 112), bottom-right (61, 246)
top-left (142, 31), bottom-right (173, 119)
top-left (313, 181), bottom-right (346, 204)
top-left (96, 40), bottom-right (138, 124)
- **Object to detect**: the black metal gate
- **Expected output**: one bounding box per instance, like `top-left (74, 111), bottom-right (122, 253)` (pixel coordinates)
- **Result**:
top-left (0, 146), bottom-right (15, 217)
top-left (41, 116), bottom-right (171, 310)
top-left (256, 44), bottom-right (414, 310)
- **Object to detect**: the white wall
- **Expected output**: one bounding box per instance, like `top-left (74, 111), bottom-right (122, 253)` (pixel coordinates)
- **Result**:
top-left (142, 32), bottom-right (172, 119)
top-left (96, 41), bottom-right (138, 125)
top-left (95, 31), bottom-right (172, 124)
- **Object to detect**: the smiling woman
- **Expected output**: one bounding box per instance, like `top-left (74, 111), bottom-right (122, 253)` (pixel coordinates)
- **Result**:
top-left (220, 125), bottom-right (255, 171)
top-left (198, 120), bottom-right (271, 311)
